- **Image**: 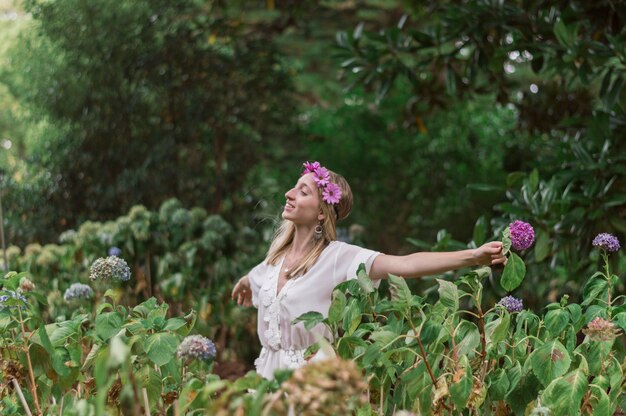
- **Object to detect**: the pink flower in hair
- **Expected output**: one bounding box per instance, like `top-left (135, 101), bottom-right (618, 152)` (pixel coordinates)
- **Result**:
top-left (322, 182), bottom-right (342, 205)
top-left (302, 161), bottom-right (321, 175)
top-left (312, 167), bottom-right (330, 187)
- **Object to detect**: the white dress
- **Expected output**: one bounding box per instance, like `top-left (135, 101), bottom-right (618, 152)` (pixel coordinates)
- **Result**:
top-left (248, 241), bottom-right (381, 379)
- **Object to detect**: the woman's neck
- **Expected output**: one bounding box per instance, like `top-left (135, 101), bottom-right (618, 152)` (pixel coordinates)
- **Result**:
top-left (289, 225), bottom-right (316, 256)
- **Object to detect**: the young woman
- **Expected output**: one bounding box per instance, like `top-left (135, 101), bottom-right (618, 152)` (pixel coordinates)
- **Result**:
top-left (231, 162), bottom-right (506, 379)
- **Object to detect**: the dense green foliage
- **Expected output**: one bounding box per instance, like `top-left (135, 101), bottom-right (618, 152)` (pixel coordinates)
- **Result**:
top-left (1, 1), bottom-right (626, 414)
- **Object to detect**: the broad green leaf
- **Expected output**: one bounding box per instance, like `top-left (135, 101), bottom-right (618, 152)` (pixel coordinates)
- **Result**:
top-left (356, 264), bottom-right (375, 294)
top-left (588, 385), bottom-right (610, 416)
top-left (436, 279), bottom-right (459, 311)
top-left (531, 340), bottom-right (571, 386)
top-left (35, 325), bottom-right (70, 377)
top-left (145, 333), bottom-right (179, 367)
top-left (545, 309), bottom-right (569, 335)
top-left (95, 311), bottom-right (123, 341)
top-left (541, 369), bottom-right (588, 416)
top-left (554, 19), bottom-right (575, 48)
top-left (292, 311), bottom-right (325, 331)
top-left (164, 318), bottom-right (186, 331)
top-left (485, 313), bottom-right (510, 346)
top-left (582, 273), bottom-right (608, 306)
top-left (369, 329), bottom-right (397, 349)
top-left (487, 369), bottom-right (509, 401)
top-left (343, 298), bottom-right (361, 336)
top-left (454, 321), bottom-right (480, 357)
top-left (328, 289), bottom-right (346, 324)
top-left (136, 365), bottom-right (163, 408)
top-left (387, 274), bottom-right (411, 306)
top-left (420, 319), bottom-right (443, 345)
top-left (500, 252), bottom-right (525, 291)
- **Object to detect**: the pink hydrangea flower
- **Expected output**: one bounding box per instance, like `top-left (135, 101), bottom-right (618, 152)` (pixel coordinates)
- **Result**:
top-left (312, 167), bottom-right (330, 187)
top-left (509, 220), bottom-right (535, 251)
top-left (322, 182), bottom-right (342, 205)
top-left (302, 161), bottom-right (321, 175)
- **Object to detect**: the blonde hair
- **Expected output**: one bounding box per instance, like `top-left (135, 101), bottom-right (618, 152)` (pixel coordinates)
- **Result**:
top-left (266, 170), bottom-right (353, 278)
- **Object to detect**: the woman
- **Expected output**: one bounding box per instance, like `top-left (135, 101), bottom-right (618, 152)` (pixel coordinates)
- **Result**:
top-left (231, 162), bottom-right (506, 379)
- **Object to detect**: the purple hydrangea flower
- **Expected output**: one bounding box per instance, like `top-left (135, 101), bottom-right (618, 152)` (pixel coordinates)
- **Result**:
top-left (498, 296), bottom-right (523, 313)
top-left (89, 256), bottom-right (131, 281)
top-left (592, 233), bottom-right (621, 253)
top-left (63, 283), bottom-right (94, 302)
top-left (177, 335), bottom-right (217, 362)
top-left (509, 220), bottom-right (535, 251)
top-left (108, 247), bottom-right (122, 257)
top-left (0, 290), bottom-right (28, 310)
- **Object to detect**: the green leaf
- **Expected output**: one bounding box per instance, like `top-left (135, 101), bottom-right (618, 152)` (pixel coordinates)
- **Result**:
top-left (531, 340), bottom-right (571, 386)
top-left (487, 369), bottom-right (510, 401)
top-left (554, 19), bottom-right (574, 48)
top-left (343, 298), bottom-right (361, 336)
top-left (387, 274), bottom-right (411, 307)
top-left (485, 313), bottom-right (510, 346)
top-left (449, 356), bottom-right (472, 409)
top-left (545, 309), bottom-right (569, 335)
top-left (292, 311), bottom-right (325, 331)
top-left (541, 369), bottom-right (588, 416)
top-left (582, 274), bottom-right (608, 306)
top-left (145, 333), bottom-right (179, 367)
top-left (95, 311), bottom-right (123, 341)
top-left (136, 365), bottom-right (163, 408)
top-left (454, 321), bottom-right (480, 357)
top-left (501, 227), bottom-right (511, 256)
top-left (327, 289), bottom-right (346, 325)
top-left (588, 385), bottom-right (610, 416)
top-left (436, 279), bottom-right (459, 311)
top-left (35, 325), bottom-right (70, 377)
top-left (500, 252), bottom-right (526, 291)
top-left (356, 264), bottom-right (375, 294)
top-left (164, 318), bottom-right (187, 331)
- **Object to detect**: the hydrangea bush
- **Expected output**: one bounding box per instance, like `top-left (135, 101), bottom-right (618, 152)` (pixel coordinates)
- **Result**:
top-left (2, 227), bottom-right (625, 415)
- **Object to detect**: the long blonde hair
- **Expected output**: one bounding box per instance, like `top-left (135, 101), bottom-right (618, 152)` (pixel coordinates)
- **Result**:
top-left (266, 169), bottom-right (353, 278)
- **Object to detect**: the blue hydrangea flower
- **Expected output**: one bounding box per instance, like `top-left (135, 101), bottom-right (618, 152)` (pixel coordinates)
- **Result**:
top-left (177, 335), bottom-right (217, 362)
top-left (509, 221), bottom-right (535, 251)
top-left (0, 290), bottom-right (27, 310)
top-left (592, 233), bottom-right (621, 253)
top-left (63, 283), bottom-right (94, 302)
top-left (89, 256), bottom-right (131, 281)
top-left (497, 296), bottom-right (523, 313)
top-left (108, 247), bottom-right (122, 257)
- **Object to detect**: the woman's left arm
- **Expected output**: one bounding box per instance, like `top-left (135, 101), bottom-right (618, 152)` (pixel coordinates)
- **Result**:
top-left (369, 241), bottom-right (506, 280)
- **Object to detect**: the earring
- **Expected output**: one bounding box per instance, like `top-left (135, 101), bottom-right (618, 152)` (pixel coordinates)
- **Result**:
top-left (314, 224), bottom-right (323, 240)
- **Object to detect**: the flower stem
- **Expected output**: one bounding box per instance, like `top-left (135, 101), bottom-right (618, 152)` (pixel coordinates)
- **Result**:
top-left (11, 378), bottom-right (33, 416)
top-left (406, 315), bottom-right (437, 386)
top-left (16, 306), bottom-right (42, 415)
top-left (603, 251), bottom-right (613, 317)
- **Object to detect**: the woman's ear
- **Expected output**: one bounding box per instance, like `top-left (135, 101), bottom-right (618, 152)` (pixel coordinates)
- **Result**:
top-left (318, 211), bottom-right (325, 222)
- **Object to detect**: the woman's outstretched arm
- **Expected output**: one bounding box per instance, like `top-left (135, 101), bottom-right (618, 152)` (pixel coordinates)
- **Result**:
top-left (369, 241), bottom-right (505, 280)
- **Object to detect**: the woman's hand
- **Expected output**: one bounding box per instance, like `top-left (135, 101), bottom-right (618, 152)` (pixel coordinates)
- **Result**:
top-left (231, 275), bottom-right (253, 307)
top-left (473, 241), bottom-right (507, 266)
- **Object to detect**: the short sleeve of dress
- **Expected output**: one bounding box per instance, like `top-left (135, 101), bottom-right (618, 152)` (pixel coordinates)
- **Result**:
top-left (332, 242), bottom-right (382, 288)
top-left (247, 260), bottom-right (269, 308)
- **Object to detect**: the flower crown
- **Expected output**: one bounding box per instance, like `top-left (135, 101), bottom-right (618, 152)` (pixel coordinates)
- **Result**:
top-left (301, 161), bottom-right (342, 205)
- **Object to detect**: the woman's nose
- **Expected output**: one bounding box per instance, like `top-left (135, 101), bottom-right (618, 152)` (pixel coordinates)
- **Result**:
top-left (285, 188), bottom-right (295, 199)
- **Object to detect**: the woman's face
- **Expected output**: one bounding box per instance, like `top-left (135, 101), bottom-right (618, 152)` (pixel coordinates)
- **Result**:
top-left (283, 173), bottom-right (323, 226)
